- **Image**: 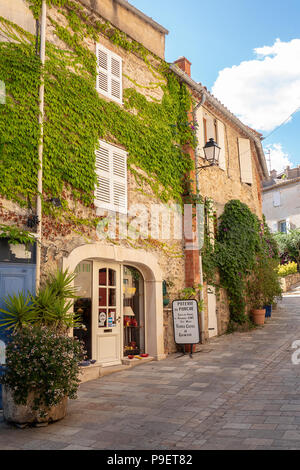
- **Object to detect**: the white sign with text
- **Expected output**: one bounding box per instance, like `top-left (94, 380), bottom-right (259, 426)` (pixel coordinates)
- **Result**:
top-left (172, 300), bottom-right (200, 345)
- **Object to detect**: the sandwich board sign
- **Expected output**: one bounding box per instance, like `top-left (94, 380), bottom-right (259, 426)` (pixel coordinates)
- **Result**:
top-left (172, 299), bottom-right (200, 349)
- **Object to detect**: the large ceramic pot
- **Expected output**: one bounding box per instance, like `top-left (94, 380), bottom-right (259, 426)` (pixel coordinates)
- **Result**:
top-left (2, 386), bottom-right (68, 426)
top-left (251, 309), bottom-right (266, 326)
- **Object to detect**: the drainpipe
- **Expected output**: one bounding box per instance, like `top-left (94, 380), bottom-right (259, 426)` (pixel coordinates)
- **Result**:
top-left (192, 92), bottom-right (206, 344)
top-left (35, 0), bottom-right (47, 292)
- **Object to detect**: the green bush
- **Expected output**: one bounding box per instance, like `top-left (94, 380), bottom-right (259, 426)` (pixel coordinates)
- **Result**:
top-left (202, 200), bottom-right (281, 326)
top-left (0, 326), bottom-right (85, 416)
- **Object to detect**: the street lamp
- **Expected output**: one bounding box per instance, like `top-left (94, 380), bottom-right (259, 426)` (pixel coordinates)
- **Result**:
top-left (197, 138), bottom-right (221, 170)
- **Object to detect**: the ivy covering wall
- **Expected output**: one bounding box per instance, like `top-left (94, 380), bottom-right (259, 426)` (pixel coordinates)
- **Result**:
top-left (202, 199), bottom-right (280, 328)
top-left (0, 0), bottom-right (196, 211)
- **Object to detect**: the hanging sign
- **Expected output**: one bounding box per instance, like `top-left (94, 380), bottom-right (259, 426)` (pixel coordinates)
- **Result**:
top-left (172, 299), bottom-right (200, 345)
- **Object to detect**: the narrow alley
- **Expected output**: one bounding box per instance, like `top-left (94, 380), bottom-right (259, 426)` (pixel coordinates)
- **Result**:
top-left (1, 288), bottom-right (300, 450)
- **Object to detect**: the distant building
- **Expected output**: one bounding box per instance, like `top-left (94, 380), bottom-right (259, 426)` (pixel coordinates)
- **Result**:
top-left (263, 166), bottom-right (300, 233)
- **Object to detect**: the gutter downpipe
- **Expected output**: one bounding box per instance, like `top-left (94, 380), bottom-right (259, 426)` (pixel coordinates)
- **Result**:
top-left (36, 0), bottom-right (47, 292)
top-left (192, 93), bottom-right (206, 344)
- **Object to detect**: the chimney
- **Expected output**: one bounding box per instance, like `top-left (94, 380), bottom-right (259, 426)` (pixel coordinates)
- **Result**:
top-left (174, 57), bottom-right (192, 77)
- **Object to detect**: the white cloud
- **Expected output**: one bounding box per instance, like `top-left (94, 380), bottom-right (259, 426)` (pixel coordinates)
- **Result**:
top-left (264, 143), bottom-right (293, 173)
top-left (211, 38), bottom-right (300, 133)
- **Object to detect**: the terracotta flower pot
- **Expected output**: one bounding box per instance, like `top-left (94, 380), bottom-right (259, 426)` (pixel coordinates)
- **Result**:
top-left (2, 386), bottom-right (68, 426)
top-left (251, 309), bottom-right (266, 326)
top-left (184, 344), bottom-right (196, 353)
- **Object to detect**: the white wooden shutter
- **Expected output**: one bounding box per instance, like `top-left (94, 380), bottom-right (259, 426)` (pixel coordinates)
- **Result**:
top-left (95, 140), bottom-right (127, 214)
top-left (196, 107), bottom-right (205, 158)
top-left (238, 138), bottom-right (253, 184)
top-left (216, 120), bottom-right (226, 171)
top-left (96, 44), bottom-right (122, 104)
top-left (112, 147), bottom-right (127, 213)
top-left (206, 115), bottom-right (216, 141)
top-left (273, 191), bottom-right (281, 207)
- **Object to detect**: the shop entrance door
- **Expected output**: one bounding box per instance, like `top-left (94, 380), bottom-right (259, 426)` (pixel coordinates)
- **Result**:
top-left (93, 262), bottom-right (121, 366)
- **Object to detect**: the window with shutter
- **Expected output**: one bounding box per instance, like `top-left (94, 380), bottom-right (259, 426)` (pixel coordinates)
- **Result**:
top-left (96, 44), bottom-right (123, 105)
top-left (216, 120), bottom-right (226, 171)
top-left (95, 140), bottom-right (127, 214)
top-left (238, 138), bottom-right (253, 184)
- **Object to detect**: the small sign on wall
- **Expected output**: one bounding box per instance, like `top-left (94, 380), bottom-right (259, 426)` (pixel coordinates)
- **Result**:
top-left (172, 300), bottom-right (200, 345)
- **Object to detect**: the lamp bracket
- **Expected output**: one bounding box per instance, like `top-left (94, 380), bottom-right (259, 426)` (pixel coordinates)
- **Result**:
top-left (196, 163), bottom-right (215, 172)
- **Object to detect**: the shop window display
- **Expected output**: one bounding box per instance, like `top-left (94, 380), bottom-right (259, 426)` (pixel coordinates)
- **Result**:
top-left (123, 266), bottom-right (145, 357)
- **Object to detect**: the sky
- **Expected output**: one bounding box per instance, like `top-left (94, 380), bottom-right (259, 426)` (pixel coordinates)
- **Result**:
top-left (130, 0), bottom-right (300, 173)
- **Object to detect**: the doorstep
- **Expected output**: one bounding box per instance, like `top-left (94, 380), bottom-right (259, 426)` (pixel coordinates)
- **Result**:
top-left (79, 356), bottom-right (154, 384)
top-left (122, 356), bottom-right (154, 367)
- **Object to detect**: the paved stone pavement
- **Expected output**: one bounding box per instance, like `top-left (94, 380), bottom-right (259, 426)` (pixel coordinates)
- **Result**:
top-left (1, 287), bottom-right (300, 450)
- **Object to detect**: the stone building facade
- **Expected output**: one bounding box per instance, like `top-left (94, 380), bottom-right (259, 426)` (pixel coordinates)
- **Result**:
top-left (263, 168), bottom-right (300, 233)
top-left (0, 0), bottom-right (268, 370)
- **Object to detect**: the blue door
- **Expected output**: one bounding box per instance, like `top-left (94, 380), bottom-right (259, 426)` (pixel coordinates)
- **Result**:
top-left (0, 264), bottom-right (36, 408)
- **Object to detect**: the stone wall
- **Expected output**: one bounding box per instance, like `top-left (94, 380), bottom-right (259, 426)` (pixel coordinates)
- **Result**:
top-left (280, 272), bottom-right (300, 293)
top-left (0, 1), bottom-right (265, 352)
top-left (80, 0), bottom-right (167, 59)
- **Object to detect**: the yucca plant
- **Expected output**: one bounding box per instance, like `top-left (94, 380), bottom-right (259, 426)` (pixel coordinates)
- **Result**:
top-left (44, 269), bottom-right (78, 300)
top-left (0, 291), bottom-right (36, 331)
top-left (0, 269), bottom-right (81, 334)
top-left (32, 285), bottom-right (58, 327)
top-left (45, 297), bottom-right (82, 333)
top-left (33, 269), bottom-right (81, 332)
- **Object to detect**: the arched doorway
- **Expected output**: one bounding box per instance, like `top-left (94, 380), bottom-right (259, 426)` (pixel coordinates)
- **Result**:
top-left (63, 244), bottom-right (165, 366)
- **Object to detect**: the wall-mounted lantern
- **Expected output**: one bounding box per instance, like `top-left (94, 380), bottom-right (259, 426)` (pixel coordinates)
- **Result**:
top-left (197, 138), bottom-right (221, 170)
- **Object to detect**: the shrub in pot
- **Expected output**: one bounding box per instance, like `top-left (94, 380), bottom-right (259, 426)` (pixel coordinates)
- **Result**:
top-left (0, 269), bottom-right (85, 426)
top-left (262, 258), bottom-right (282, 318)
top-left (247, 261), bottom-right (267, 326)
top-left (247, 256), bottom-right (282, 325)
top-left (1, 326), bottom-right (84, 425)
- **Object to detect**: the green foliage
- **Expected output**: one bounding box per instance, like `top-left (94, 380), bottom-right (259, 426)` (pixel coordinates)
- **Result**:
top-left (216, 200), bottom-right (261, 324)
top-left (0, 292), bottom-right (36, 331)
top-left (178, 284), bottom-right (204, 312)
top-left (274, 229), bottom-right (300, 266)
top-left (0, 224), bottom-right (36, 245)
top-left (27, 0), bottom-right (69, 19)
top-left (0, 3), bottom-right (195, 210)
top-left (277, 261), bottom-right (298, 277)
top-left (0, 269), bottom-right (81, 333)
top-left (247, 257), bottom-right (282, 309)
top-left (202, 200), bottom-right (281, 326)
top-left (0, 325), bottom-right (85, 415)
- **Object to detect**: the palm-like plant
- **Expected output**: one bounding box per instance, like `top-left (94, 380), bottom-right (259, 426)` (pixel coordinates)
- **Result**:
top-left (44, 269), bottom-right (78, 300)
top-left (0, 269), bottom-right (81, 334)
top-left (0, 291), bottom-right (36, 331)
top-left (33, 269), bottom-right (80, 332)
top-left (45, 297), bottom-right (82, 333)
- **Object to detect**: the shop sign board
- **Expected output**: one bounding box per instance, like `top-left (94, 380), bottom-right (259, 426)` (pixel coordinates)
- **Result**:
top-left (172, 299), bottom-right (200, 345)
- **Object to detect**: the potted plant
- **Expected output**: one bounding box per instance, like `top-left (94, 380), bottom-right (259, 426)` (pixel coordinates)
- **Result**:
top-left (247, 256), bottom-right (282, 325)
top-left (261, 258), bottom-right (282, 318)
top-left (1, 325), bottom-right (84, 426)
top-left (0, 269), bottom-right (85, 426)
top-left (247, 260), bottom-right (267, 326)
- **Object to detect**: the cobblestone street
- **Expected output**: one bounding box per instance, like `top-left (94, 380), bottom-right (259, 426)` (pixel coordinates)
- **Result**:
top-left (1, 287), bottom-right (300, 450)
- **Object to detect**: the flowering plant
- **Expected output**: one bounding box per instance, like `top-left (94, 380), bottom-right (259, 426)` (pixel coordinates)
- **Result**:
top-left (0, 326), bottom-right (85, 416)
top-left (277, 261), bottom-right (298, 277)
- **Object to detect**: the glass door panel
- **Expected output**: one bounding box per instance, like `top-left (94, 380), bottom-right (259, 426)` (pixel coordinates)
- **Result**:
top-left (93, 263), bottom-right (121, 366)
